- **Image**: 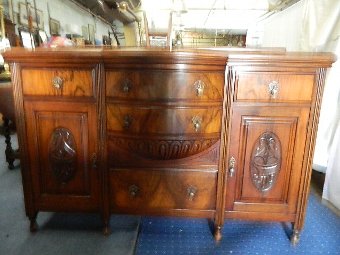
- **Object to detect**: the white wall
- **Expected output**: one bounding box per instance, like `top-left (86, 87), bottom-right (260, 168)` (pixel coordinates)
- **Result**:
top-left (246, 0), bottom-right (305, 50)
top-left (10, 0), bottom-right (113, 43)
top-left (246, 0), bottom-right (340, 209)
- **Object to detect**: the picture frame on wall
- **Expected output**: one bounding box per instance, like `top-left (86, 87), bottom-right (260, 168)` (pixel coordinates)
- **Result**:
top-left (88, 24), bottom-right (95, 44)
top-left (49, 18), bottom-right (60, 36)
top-left (13, 11), bottom-right (19, 24)
top-left (18, 27), bottom-right (35, 49)
top-left (19, 2), bottom-right (44, 29)
top-left (39, 30), bottom-right (48, 43)
top-left (81, 25), bottom-right (89, 40)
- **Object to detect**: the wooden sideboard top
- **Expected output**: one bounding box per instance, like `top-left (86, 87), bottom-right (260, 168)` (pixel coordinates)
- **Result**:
top-left (2, 47), bottom-right (336, 68)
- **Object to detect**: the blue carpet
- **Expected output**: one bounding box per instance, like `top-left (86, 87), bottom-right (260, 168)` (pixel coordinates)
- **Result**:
top-left (136, 194), bottom-right (340, 254)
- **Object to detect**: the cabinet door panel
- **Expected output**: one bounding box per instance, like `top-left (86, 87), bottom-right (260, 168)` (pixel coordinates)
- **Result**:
top-left (226, 106), bottom-right (309, 215)
top-left (25, 102), bottom-right (99, 211)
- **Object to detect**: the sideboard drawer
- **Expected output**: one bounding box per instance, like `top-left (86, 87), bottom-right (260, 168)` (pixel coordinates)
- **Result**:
top-left (235, 72), bottom-right (315, 102)
top-left (109, 169), bottom-right (217, 211)
top-left (106, 105), bottom-right (222, 134)
top-left (22, 68), bottom-right (94, 97)
top-left (106, 71), bottom-right (224, 101)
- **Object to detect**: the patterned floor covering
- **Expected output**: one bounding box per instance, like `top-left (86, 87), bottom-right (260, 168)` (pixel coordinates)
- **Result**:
top-left (136, 193), bottom-right (340, 254)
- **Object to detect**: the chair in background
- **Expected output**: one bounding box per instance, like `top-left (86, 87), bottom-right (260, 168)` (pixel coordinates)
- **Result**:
top-left (0, 82), bottom-right (19, 169)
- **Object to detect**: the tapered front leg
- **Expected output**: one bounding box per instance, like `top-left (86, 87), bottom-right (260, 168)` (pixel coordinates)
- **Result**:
top-left (29, 212), bottom-right (38, 232)
top-left (291, 229), bottom-right (300, 246)
top-left (102, 215), bottom-right (111, 236)
top-left (214, 224), bottom-right (222, 241)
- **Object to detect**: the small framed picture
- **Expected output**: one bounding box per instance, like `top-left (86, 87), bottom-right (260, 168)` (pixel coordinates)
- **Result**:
top-left (81, 25), bottom-right (89, 40)
top-left (49, 18), bottom-right (60, 36)
top-left (19, 29), bottom-right (35, 49)
top-left (39, 30), bottom-right (48, 43)
top-left (88, 24), bottom-right (95, 44)
top-left (19, 2), bottom-right (44, 28)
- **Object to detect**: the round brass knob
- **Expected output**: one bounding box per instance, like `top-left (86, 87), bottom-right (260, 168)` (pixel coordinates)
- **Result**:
top-left (123, 115), bottom-right (133, 129)
top-left (192, 116), bottom-right (202, 132)
top-left (268, 81), bottom-right (279, 99)
top-left (187, 186), bottom-right (197, 201)
top-left (129, 185), bottom-right (139, 198)
top-left (52, 76), bottom-right (63, 90)
top-left (194, 80), bottom-right (205, 97)
top-left (121, 79), bottom-right (132, 93)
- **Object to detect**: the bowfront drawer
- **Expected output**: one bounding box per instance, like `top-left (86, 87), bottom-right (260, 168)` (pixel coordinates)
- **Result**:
top-left (106, 71), bottom-right (224, 101)
top-left (235, 72), bottom-right (315, 102)
top-left (109, 169), bottom-right (217, 211)
top-left (21, 68), bottom-right (94, 97)
top-left (106, 104), bottom-right (222, 134)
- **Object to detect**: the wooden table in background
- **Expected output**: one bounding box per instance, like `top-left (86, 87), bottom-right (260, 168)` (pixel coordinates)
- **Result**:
top-left (0, 81), bottom-right (19, 169)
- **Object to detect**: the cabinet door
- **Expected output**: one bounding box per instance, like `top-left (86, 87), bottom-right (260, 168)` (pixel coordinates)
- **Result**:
top-left (225, 105), bottom-right (309, 220)
top-left (25, 101), bottom-right (99, 211)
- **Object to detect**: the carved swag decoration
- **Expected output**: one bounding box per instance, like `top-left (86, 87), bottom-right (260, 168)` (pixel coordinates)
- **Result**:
top-left (251, 132), bottom-right (281, 192)
top-left (48, 127), bottom-right (77, 184)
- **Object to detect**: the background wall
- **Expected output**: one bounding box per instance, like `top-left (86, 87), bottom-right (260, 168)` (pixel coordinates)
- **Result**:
top-left (247, 0), bottom-right (340, 210)
top-left (5, 0), bottom-right (121, 44)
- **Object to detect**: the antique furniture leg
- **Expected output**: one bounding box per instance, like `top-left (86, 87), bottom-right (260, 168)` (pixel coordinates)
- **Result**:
top-left (3, 116), bottom-right (15, 169)
top-left (291, 223), bottom-right (300, 245)
top-left (29, 212), bottom-right (38, 232)
top-left (102, 215), bottom-right (111, 236)
top-left (214, 224), bottom-right (222, 241)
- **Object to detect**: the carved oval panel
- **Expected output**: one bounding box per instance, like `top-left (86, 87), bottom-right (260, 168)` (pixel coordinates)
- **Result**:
top-left (250, 132), bottom-right (281, 192)
top-left (48, 127), bottom-right (77, 184)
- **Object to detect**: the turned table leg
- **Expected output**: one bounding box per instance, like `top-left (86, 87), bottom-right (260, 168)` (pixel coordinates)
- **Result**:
top-left (3, 116), bottom-right (15, 169)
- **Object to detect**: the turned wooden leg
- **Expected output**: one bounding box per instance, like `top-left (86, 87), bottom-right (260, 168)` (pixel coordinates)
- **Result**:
top-left (214, 225), bottom-right (222, 241)
top-left (3, 117), bottom-right (15, 169)
top-left (29, 213), bottom-right (38, 233)
top-left (291, 228), bottom-right (300, 246)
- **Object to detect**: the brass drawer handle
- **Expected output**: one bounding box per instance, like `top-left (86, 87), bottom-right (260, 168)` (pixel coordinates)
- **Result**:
top-left (229, 156), bottom-right (236, 177)
top-left (129, 185), bottom-right (139, 198)
top-left (268, 81), bottom-right (279, 99)
top-left (194, 80), bottom-right (205, 97)
top-left (123, 115), bottom-right (133, 129)
top-left (192, 116), bottom-right (202, 132)
top-left (121, 79), bottom-right (132, 93)
top-left (52, 76), bottom-right (64, 90)
top-left (187, 186), bottom-right (197, 201)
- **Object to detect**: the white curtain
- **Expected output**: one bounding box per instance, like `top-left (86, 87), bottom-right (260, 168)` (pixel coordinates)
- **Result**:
top-left (247, 0), bottom-right (340, 209)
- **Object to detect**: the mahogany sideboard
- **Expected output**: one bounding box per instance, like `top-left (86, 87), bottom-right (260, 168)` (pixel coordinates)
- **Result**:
top-left (3, 47), bottom-right (335, 244)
